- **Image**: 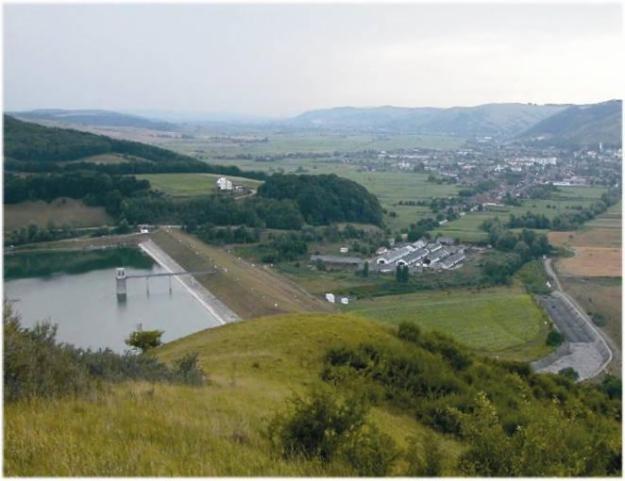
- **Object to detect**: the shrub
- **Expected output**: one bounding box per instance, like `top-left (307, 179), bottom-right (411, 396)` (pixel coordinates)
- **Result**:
top-left (125, 329), bottom-right (164, 353)
top-left (4, 305), bottom-right (91, 402)
top-left (397, 322), bottom-right (422, 343)
top-left (405, 437), bottom-right (444, 476)
top-left (4, 305), bottom-right (206, 402)
top-left (558, 367), bottom-right (579, 382)
top-left (173, 352), bottom-right (205, 385)
top-left (546, 330), bottom-right (564, 347)
top-left (268, 388), bottom-right (400, 474)
top-left (268, 388), bottom-right (367, 462)
top-left (600, 375), bottom-right (622, 400)
top-left (338, 424), bottom-right (398, 476)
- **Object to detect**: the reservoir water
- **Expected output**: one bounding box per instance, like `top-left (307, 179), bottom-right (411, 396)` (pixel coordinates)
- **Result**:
top-left (4, 248), bottom-right (220, 352)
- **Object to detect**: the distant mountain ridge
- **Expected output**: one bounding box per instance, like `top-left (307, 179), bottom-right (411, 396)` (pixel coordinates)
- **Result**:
top-left (9, 109), bottom-right (177, 131)
top-left (8, 100), bottom-right (621, 146)
top-left (288, 103), bottom-right (569, 138)
top-left (518, 99), bottom-right (622, 147)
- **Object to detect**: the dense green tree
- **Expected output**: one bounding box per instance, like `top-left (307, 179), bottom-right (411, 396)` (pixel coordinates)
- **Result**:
top-left (125, 330), bottom-right (164, 353)
top-left (257, 173), bottom-right (383, 225)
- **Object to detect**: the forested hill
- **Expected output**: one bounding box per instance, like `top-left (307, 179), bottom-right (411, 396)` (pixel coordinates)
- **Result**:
top-left (257, 173), bottom-right (384, 225)
top-left (4, 115), bottom-right (192, 163)
top-left (3, 115), bottom-right (268, 180)
top-left (518, 99), bottom-right (622, 147)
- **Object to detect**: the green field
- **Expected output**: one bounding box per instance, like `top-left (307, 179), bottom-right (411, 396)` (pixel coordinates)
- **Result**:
top-left (215, 160), bottom-right (456, 229)
top-left (156, 132), bottom-right (466, 157)
top-left (434, 185), bottom-right (608, 242)
top-left (585, 201), bottom-right (622, 229)
top-left (136, 173), bottom-right (263, 197)
top-left (343, 286), bottom-right (551, 361)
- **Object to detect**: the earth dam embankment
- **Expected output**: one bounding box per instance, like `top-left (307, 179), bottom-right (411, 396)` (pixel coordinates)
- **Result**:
top-left (138, 239), bottom-right (240, 326)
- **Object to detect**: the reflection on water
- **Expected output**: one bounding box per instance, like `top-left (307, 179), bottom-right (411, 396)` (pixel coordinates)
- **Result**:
top-left (4, 249), bottom-right (218, 352)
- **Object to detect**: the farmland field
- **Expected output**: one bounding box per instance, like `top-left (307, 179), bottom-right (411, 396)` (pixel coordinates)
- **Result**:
top-left (136, 173), bottom-right (263, 197)
top-left (549, 202), bottom-right (622, 352)
top-left (555, 247), bottom-right (621, 277)
top-left (548, 202), bottom-right (621, 277)
top-left (4, 198), bottom-right (112, 231)
top-left (434, 185), bottom-right (608, 242)
top-left (155, 132), bottom-right (466, 157)
top-left (216, 160), bottom-right (458, 229)
top-left (342, 286), bottom-right (551, 361)
top-left (193, 159), bottom-right (458, 229)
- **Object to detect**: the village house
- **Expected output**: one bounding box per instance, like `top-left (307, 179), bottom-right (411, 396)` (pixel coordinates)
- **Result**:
top-left (216, 176), bottom-right (233, 191)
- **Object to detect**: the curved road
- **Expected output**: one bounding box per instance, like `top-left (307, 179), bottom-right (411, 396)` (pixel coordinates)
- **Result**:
top-left (536, 258), bottom-right (614, 380)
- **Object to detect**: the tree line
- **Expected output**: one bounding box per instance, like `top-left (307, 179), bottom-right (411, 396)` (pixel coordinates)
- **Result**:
top-left (5, 158), bottom-right (268, 181)
top-left (508, 188), bottom-right (620, 231)
top-left (4, 172), bottom-right (150, 217)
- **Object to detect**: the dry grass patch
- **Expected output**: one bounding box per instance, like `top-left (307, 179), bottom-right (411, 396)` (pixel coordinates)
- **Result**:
top-left (549, 228), bottom-right (621, 249)
top-left (560, 276), bottom-right (622, 346)
top-left (557, 247), bottom-right (621, 277)
top-left (4, 198), bottom-right (112, 231)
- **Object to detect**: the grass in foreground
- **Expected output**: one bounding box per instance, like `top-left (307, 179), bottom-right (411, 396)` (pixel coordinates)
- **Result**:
top-left (4, 313), bottom-right (462, 476)
top-left (5, 311), bottom-right (620, 476)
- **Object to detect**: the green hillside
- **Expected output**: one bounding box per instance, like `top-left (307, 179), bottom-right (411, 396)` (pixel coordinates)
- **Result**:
top-left (4, 311), bottom-right (621, 476)
top-left (3, 114), bottom-right (196, 164)
top-left (519, 99), bottom-right (622, 147)
top-left (290, 103), bottom-right (566, 137)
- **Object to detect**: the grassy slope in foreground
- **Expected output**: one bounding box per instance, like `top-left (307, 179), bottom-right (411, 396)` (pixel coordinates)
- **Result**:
top-left (4, 313), bottom-right (463, 476)
top-left (344, 286), bottom-right (551, 362)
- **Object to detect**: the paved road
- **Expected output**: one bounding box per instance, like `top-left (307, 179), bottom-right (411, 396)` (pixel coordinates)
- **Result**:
top-left (531, 258), bottom-right (612, 381)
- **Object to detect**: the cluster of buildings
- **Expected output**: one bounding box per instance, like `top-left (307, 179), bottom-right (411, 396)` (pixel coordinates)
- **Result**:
top-left (374, 237), bottom-right (466, 272)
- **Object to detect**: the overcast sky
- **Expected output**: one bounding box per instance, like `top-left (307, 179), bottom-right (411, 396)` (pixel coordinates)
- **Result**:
top-left (4, 3), bottom-right (623, 117)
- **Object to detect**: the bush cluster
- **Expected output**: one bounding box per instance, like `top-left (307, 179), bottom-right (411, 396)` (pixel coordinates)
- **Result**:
top-left (3, 305), bottom-right (206, 403)
top-left (319, 321), bottom-right (622, 476)
top-left (267, 388), bottom-right (398, 476)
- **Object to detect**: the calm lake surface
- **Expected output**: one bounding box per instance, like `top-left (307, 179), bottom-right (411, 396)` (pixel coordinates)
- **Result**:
top-left (4, 248), bottom-right (219, 352)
